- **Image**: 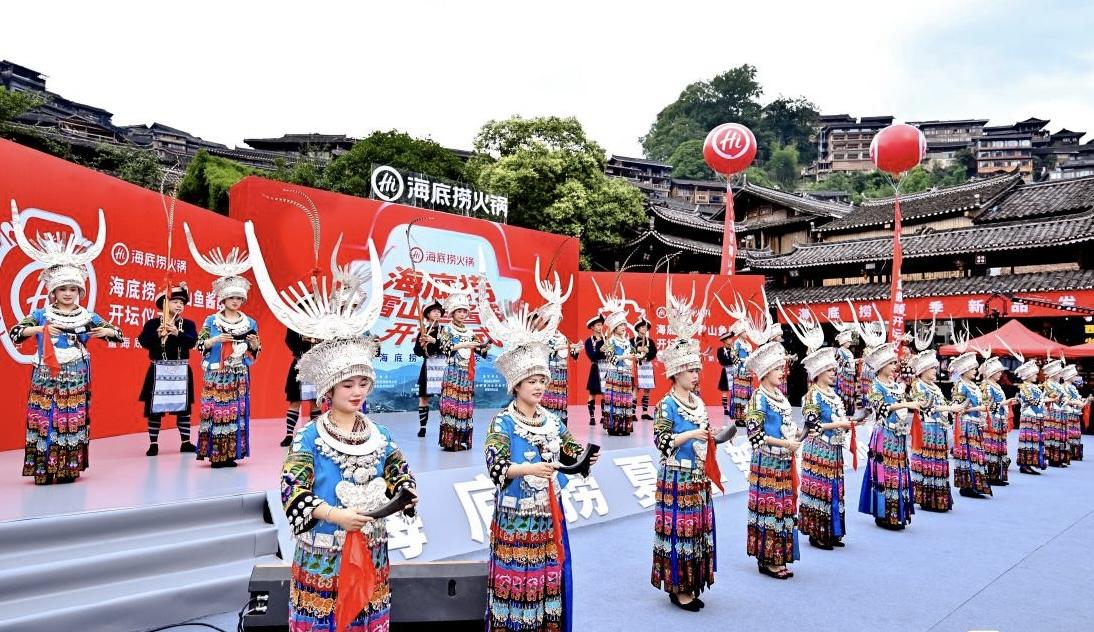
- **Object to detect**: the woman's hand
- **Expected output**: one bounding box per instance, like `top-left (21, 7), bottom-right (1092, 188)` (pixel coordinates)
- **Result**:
top-left (524, 461), bottom-right (558, 479)
top-left (245, 334), bottom-right (260, 350)
top-left (329, 507), bottom-right (375, 532)
top-left (784, 439), bottom-right (802, 452)
top-left (89, 327), bottom-right (114, 339)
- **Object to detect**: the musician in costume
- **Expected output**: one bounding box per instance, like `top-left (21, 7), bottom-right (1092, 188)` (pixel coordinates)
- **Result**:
top-left (950, 351), bottom-right (993, 498)
top-left (1014, 353), bottom-right (1049, 475)
top-left (716, 330), bottom-right (737, 418)
top-left (412, 300), bottom-right (445, 438)
top-left (1042, 359), bottom-right (1071, 467)
top-left (907, 350), bottom-right (963, 512)
top-left (8, 205), bottom-right (122, 485)
top-left (633, 317), bottom-right (658, 421)
top-left (652, 281), bottom-right (718, 610)
top-left (980, 356), bottom-right (1014, 486)
top-left (137, 284), bottom-right (198, 456)
top-left (481, 300), bottom-right (599, 632)
top-left (249, 227), bottom-right (418, 632)
top-left (583, 315), bottom-right (607, 426)
top-left (431, 280), bottom-right (489, 452)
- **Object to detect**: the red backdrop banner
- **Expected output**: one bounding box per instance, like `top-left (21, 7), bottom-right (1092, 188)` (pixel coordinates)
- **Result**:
top-left (780, 291), bottom-right (1094, 325)
top-left (570, 271), bottom-right (766, 405)
top-left (0, 140), bottom-right (245, 451)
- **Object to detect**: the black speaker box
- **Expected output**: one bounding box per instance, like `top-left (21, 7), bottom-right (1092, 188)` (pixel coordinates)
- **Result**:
top-left (241, 560), bottom-right (488, 632)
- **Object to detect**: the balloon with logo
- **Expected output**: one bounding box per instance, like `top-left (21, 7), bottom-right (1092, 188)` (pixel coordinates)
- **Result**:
top-left (869, 123), bottom-right (926, 175)
top-left (703, 123), bottom-right (758, 176)
top-left (702, 123), bottom-right (757, 275)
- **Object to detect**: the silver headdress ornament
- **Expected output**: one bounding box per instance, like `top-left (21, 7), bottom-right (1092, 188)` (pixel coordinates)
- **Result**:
top-left (245, 221), bottom-right (383, 398)
top-left (998, 336), bottom-right (1038, 382)
top-left (826, 309), bottom-right (857, 346)
top-left (849, 301), bottom-right (897, 372)
top-left (11, 200), bottom-right (106, 294)
top-left (183, 222), bottom-right (252, 303)
top-left (479, 277), bottom-right (561, 392)
top-left (661, 275), bottom-right (712, 378)
top-left (714, 291), bottom-right (750, 337)
top-left (946, 317), bottom-right (980, 380)
top-left (532, 255), bottom-right (573, 321)
top-left (592, 276), bottom-right (641, 333)
top-left (777, 299), bottom-right (835, 381)
top-left (912, 349), bottom-right (940, 376)
top-left (912, 315), bottom-right (937, 352)
top-left (714, 288), bottom-right (771, 345)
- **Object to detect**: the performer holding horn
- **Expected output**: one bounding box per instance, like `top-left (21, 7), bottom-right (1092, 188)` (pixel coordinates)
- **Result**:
top-left (652, 277), bottom-right (721, 610)
top-left (592, 279), bottom-right (641, 436)
top-left (248, 224), bottom-right (418, 632)
top-left (481, 296), bottom-right (599, 632)
top-left (184, 224), bottom-right (259, 468)
top-left (138, 284), bottom-right (198, 456)
top-left (949, 336), bottom-right (993, 499)
top-left (778, 300), bottom-right (860, 551)
top-left (1006, 342), bottom-right (1049, 475)
top-left (1041, 356), bottom-right (1071, 467)
top-left (980, 354), bottom-right (1015, 486)
top-left (906, 319), bottom-right (963, 512)
top-left (8, 203), bottom-right (122, 484)
top-left (715, 292), bottom-right (755, 426)
top-left (532, 258), bottom-right (578, 426)
top-left (830, 319), bottom-right (859, 419)
top-left (413, 299), bottom-right (445, 438)
top-left (1060, 365), bottom-right (1088, 462)
top-left (853, 305), bottom-right (921, 530)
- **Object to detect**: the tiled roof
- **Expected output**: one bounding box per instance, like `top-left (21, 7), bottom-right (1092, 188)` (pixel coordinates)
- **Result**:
top-left (817, 174), bottom-right (1022, 232)
top-left (974, 175), bottom-right (1094, 222)
top-left (749, 210), bottom-right (1094, 270)
top-left (769, 268), bottom-right (1094, 304)
top-left (626, 229), bottom-right (721, 256)
top-left (714, 182), bottom-right (851, 221)
top-left (649, 204), bottom-right (723, 233)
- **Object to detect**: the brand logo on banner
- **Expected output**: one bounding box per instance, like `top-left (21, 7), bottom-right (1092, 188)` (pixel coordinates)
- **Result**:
top-left (0, 207), bottom-right (100, 364)
top-left (369, 164), bottom-right (508, 222)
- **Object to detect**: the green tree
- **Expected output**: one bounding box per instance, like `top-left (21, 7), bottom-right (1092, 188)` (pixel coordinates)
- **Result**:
top-left (759, 96), bottom-right (819, 164)
top-left (743, 166), bottom-right (775, 188)
top-left (270, 157), bottom-right (326, 189)
top-left (321, 130), bottom-right (465, 197)
top-left (177, 150), bottom-right (257, 213)
top-left (954, 147), bottom-right (977, 178)
top-left (468, 116), bottom-right (646, 269)
top-left (763, 145), bottom-right (801, 190)
top-left (91, 145), bottom-right (164, 189)
top-left (667, 138), bottom-right (714, 180)
top-left (0, 87), bottom-right (44, 128)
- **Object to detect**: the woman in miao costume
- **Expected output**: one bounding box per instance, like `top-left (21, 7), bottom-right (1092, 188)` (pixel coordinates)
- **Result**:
top-left (833, 325), bottom-right (859, 418)
top-left (1060, 365), bottom-right (1088, 462)
top-left (715, 292), bottom-right (758, 427)
top-left (776, 300), bottom-right (859, 551)
top-left (852, 309), bottom-right (921, 530)
top-left (652, 278), bottom-right (720, 610)
top-left (248, 225), bottom-right (419, 632)
top-left (1041, 358), bottom-right (1071, 467)
top-left (480, 295), bottom-right (599, 632)
top-left (906, 348), bottom-right (962, 512)
top-left (184, 224), bottom-right (260, 468)
top-left (8, 203), bottom-right (122, 485)
top-left (1006, 342), bottom-right (1049, 475)
top-left (979, 355), bottom-right (1014, 486)
top-left (742, 302), bottom-right (801, 579)
top-left (423, 273), bottom-right (489, 452)
top-left (532, 259), bottom-right (578, 426)
top-left (948, 343), bottom-right (993, 499)
top-left (591, 279), bottom-right (642, 436)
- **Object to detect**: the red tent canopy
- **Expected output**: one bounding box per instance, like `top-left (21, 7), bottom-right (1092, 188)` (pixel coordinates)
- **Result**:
top-left (1065, 342), bottom-right (1094, 359)
top-left (938, 320), bottom-right (1068, 357)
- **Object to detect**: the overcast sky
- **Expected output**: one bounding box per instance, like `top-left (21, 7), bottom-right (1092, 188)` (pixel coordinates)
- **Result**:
top-left (5, 0), bottom-right (1091, 156)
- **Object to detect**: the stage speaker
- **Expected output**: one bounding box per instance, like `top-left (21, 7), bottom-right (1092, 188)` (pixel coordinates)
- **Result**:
top-left (241, 560), bottom-right (488, 632)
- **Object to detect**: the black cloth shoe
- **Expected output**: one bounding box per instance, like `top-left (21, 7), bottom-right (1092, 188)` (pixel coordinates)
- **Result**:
top-left (669, 593), bottom-right (701, 611)
top-left (145, 443), bottom-right (159, 457)
top-left (809, 536), bottom-right (834, 550)
top-left (417, 427), bottom-right (427, 438)
top-left (279, 435), bottom-right (293, 447)
top-left (180, 441), bottom-right (196, 453)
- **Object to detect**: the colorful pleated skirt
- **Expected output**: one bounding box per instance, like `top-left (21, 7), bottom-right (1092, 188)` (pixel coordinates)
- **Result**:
top-left (799, 435), bottom-right (845, 543)
top-left (858, 425), bottom-right (914, 528)
top-left (731, 372), bottom-right (752, 422)
top-left (1043, 406), bottom-right (1071, 467)
top-left (953, 418), bottom-right (992, 495)
top-left (543, 358), bottom-right (569, 425)
top-left (910, 421), bottom-right (952, 512)
top-left (487, 503), bottom-right (570, 632)
top-left (439, 360), bottom-right (474, 451)
top-left (289, 533), bottom-right (391, 632)
top-left (1068, 410), bottom-right (1084, 461)
top-left (652, 463), bottom-right (716, 595)
top-left (23, 359), bottom-right (91, 485)
top-left (197, 364), bottom-right (251, 464)
top-left (746, 448), bottom-right (799, 566)
top-left (603, 366), bottom-right (634, 436)
top-left (837, 375), bottom-right (857, 418)
top-left (1017, 413), bottom-right (1046, 469)
top-left (982, 410), bottom-right (1011, 482)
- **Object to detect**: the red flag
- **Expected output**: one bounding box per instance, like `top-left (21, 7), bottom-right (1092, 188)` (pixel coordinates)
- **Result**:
top-left (705, 432), bottom-right (724, 492)
top-left (910, 411), bottom-right (924, 452)
top-left (890, 195), bottom-right (905, 358)
top-left (335, 530), bottom-right (378, 632)
top-left (547, 479), bottom-right (567, 566)
top-left (848, 423), bottom-right (859, 470)
top-left (719, 182), bottom-right (737, 275)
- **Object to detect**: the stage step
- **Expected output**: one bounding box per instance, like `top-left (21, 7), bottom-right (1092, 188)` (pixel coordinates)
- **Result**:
top-left (0, 492), bottom-right (280, 632)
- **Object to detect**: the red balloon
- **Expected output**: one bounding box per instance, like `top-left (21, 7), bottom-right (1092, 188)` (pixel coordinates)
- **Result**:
top-left (703, 123), bottom-right (757, 175)
top-left (869, 124), bottom-right (926, 175)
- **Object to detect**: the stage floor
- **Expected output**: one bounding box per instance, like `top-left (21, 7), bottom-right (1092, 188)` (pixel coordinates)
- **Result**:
top-left (0, 405), bottom-right (712, 523)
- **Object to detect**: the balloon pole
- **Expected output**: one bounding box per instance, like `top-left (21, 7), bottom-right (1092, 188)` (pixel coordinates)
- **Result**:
top-left (720, 179), bottom-right (737, 275)
top-left (890, 183), bottom-right (905, 358)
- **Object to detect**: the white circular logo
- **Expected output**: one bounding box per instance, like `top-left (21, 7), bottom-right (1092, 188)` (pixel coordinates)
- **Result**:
top-left (111, 241), bottom-right (130, 266)
top-left (370, 165), bottom-right (406, 202)
top-left (656, 306), bottom-right (667, 319)
top-left (711, 124), bottom-right (753, 161)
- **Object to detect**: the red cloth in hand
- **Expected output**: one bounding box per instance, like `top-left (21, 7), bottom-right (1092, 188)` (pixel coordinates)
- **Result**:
top-left (335, 530), bottom-right (377, 632)
top-left (548, 479), bottom-right (567, 566)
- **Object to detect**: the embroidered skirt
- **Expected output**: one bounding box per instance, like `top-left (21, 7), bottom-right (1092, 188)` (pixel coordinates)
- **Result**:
top-left (731, 371), bottom-right (752, 423)
top-left (858, 425), bottom-right (914, 527)
top-left (289, 533), bottom-right (391, 632)
top-left (23, 359), bottom-right (91, 485)
top-left (603, 366), bottom-right (634, 436)
top-left (543, 357), bottom-right (569, 425)
top-left (1017, 414), bottom-right (1046, 469)
top-left (1068, 410), bottom-right (1084, 461)
top-left (799, 435), bottom-right (846, 542)
top-left (953, 418), bottom-right (992, 495)
top-left (1043, 406), bottom-right (1071, 466)
top-left (910, 421), bottom-right (952, 511)
top-left (746, 449), bottom-right (799, 566)
top-left (487, 503), bottom-right (570, 632)
top-left (982, 410), bottom-right (1011, 482)
top-left (652, 463), bottom-right (716, 595)
top-left (197, 364), bottom-right (251, 464)
top-left (439, 360), bottom-right (474, 451)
